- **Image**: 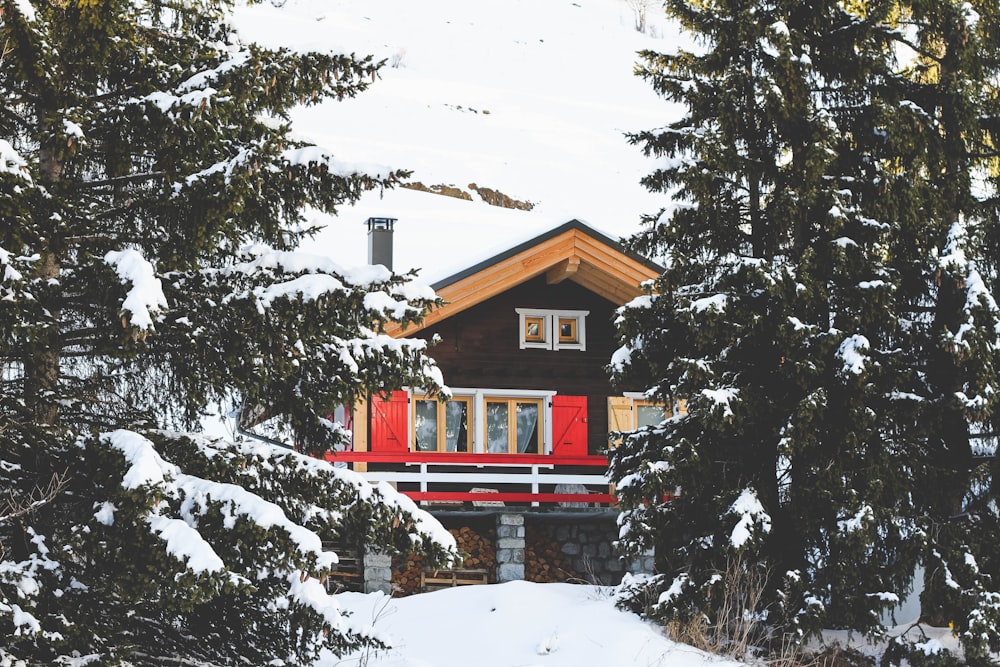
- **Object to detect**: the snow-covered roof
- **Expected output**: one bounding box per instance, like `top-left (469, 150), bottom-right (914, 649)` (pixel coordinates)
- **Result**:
top-left (298, 188), bottom-right (648, 285)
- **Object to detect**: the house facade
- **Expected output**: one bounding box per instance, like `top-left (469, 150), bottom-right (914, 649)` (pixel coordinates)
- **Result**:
top-left (325, 218), bottom-right (665, 590)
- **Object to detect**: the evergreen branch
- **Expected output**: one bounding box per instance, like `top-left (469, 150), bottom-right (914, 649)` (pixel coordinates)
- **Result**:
top-left (0, 471), bottom-right (67, 525)
top-left (888, 33), bottom-right (944, 65)
top-left (88, 84), bottom-right (148, 104)
top-left (75, 172), bottom-right (168, 190)
top-left (132, 654), bottom-right (230, 667)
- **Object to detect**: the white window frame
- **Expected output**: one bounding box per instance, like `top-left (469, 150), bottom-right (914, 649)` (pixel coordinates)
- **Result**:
top-left (483, 395), bottom-right (545, 454)
top-left (411, 393), bottom-right (474, 453)
top-left (515, 308), bottom-right (589, 351)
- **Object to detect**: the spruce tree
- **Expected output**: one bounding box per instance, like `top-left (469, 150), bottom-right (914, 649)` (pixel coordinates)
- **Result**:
top-left (610, 0), bottom-right (1000, 660)
top-left (0, 0), bottom-right (456, 663)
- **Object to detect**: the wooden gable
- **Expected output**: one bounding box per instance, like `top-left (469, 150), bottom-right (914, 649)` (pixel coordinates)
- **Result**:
top-left (385, 220), bottom-right (660, 337)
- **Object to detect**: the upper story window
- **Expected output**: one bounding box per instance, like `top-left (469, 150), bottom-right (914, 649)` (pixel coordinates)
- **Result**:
top-left (515, 308), bottom-right (589, 351)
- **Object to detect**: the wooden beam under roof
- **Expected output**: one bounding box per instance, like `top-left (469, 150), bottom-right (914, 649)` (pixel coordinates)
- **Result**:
top-left (546, 256), bottom-right (581, 284)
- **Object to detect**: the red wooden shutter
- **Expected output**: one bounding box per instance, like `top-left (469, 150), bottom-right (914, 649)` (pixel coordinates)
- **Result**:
top-left (370, 391), bottom-right (409, 452)
top-left (552, 395), bottom-right (588, 456)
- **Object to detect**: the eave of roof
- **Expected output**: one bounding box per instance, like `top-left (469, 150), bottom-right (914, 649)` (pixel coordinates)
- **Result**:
top-left (387, 219), bottom-right (662, 337)
top-left (430, 219), bottom-right (661, 290)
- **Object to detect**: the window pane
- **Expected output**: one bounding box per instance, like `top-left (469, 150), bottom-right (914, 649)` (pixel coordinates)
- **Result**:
top-left (558, 317), bottom-right (577, 343)
top-left (486, 402), bottom-right (509, 453)
top-left (444, 400), bottom-right (468, 452)
top-left (515, 402), bottom-right (539, 453)
top-left (414, 400), bottom-right (438, 451)
top-left (636, 404), bottom-right (664, 428)
top-left (525, 316), bottom-right (545, 342)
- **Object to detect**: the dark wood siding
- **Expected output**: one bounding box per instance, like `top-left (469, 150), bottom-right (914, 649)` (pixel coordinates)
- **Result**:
top-left (414, 276), bottom-right (620, 454)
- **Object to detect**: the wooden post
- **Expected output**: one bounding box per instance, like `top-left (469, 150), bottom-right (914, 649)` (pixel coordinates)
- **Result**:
top-left (352, 399), bottom-right (369, 472)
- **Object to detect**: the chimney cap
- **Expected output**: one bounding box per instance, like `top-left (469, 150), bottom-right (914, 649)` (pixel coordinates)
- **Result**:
top-left (366, 216), bottom-right (397, 231)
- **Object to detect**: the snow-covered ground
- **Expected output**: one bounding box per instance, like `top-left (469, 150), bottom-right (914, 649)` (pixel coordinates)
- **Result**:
top-left (232, 0), bottom-right (684, 278)
top-left (325, 580), bottom-right (963, 667)
top-left (329, 581), bottom-right (738, 667)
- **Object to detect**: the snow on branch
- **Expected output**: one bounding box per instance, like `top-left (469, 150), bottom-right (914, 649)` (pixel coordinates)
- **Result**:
top-left (657, 573), bottom-right (690, 606)
top-left (10, 604), bottom-right (41, 636)
top-left (100, 430), bottom-right (458, 591)
top-left (177, 48), bottom-right (252, 93)
top-left (939, 220), bottom-right (969, 274)
top-left (334, 332), bottom-right (441, 385)
top-left (147, 514), bottom-right (226, 574)
top-left (217, 244), bottom-right (435, 319)
top-left (836, 334), bottom-right (870, 377)
top-left (216, 436), bottom-right (456, 553)
top-left (0, 528), bottom-right (61, 639)
top-left (286, 572), bottom-right (346, 632)
top-left (11, 0), bottom-right (36, 21)
top-left (102, 430), bottom-right (336, 574)
top-left (281, 145), bottom-right (395, 181)
top-left (728, 488), bottom-right (771, 549)
top-left (701, 387), bottom-right (738, 419)
top-left (609, 344), bottom-right (635, 374)
top-left (174, 475), bottom-right (336, 566)
top-left (0, 246), bottom-right (26, 287)
top-left (230, 244), bottom-right (378, 285)
top-left (837, 504), bottom-right (874, 533)
top-left (104, 249), bottom-right (168, 331)
top-left (688, 293), bottom-right (727, 313)
top-left (176, 147), bottom-right (253, 191)
top-left (0, 140), bottom-right (32, 182)
top-left (937, 217), bottom-right (1000, 362)
top-left (362, 289), bottom-right (426, 320)
top-left (134, 85), bottom-right (221, 115)
top-left (252, 273), bottom-right (346, 312)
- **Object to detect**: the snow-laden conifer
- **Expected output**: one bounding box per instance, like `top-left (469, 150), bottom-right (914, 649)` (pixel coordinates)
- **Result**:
top-left (0, 0), bottom-right (457, 663)
top-left (610, 0), bottom-right (1000, 661)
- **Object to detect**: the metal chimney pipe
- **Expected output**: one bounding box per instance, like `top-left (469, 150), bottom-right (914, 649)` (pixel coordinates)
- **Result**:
top-left (366, 217), bottom-right (396, 270)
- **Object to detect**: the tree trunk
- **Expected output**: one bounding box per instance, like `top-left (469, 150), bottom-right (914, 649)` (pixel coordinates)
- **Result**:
top-left (24, 141), bottom-right (63, 426)
top-left (930, 44), bottom-right (973, 519)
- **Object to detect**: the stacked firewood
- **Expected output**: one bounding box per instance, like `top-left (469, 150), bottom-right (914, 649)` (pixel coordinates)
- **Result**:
top-left (525, 524), bottom-right (581, 583)
top-left (392, 552), bottom-right (425, 596)
top-left (392, 525), bottom-right (497, 596)
top-left (453, 525), bottom-right (496, 571)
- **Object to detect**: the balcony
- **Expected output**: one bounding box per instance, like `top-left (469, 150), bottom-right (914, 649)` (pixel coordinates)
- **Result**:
top-left (323, 451), bottom-right (614, 507)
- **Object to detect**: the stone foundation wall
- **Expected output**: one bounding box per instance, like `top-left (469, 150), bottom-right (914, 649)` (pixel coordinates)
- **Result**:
top-left (526, 514), bottom-right (651, 585)
top-left (371, 511), bottom-right (653, 595)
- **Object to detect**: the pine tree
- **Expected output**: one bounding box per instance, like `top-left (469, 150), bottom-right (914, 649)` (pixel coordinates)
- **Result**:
top-left (0, 0), bottom-right (456, 663)
top-left (610, 0), bottom-right (1000, 660)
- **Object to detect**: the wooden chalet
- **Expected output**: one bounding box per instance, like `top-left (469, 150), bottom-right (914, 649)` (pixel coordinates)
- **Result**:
top-left (325, 218), bottom-right (668, 510)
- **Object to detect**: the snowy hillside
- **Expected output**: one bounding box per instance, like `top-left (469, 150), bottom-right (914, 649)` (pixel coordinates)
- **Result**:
top-left (232, 0), bottom-right (682, 276)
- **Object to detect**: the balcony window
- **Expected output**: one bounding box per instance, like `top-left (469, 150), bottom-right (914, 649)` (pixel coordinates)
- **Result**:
top-left (485, 397), bottom-right (542, 454)
top-left (413, 396), bottom-right (471, 452)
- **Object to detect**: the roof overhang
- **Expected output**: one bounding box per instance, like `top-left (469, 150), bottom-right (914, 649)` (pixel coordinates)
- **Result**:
top-left (386, 220), bottom-right (660, 337)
